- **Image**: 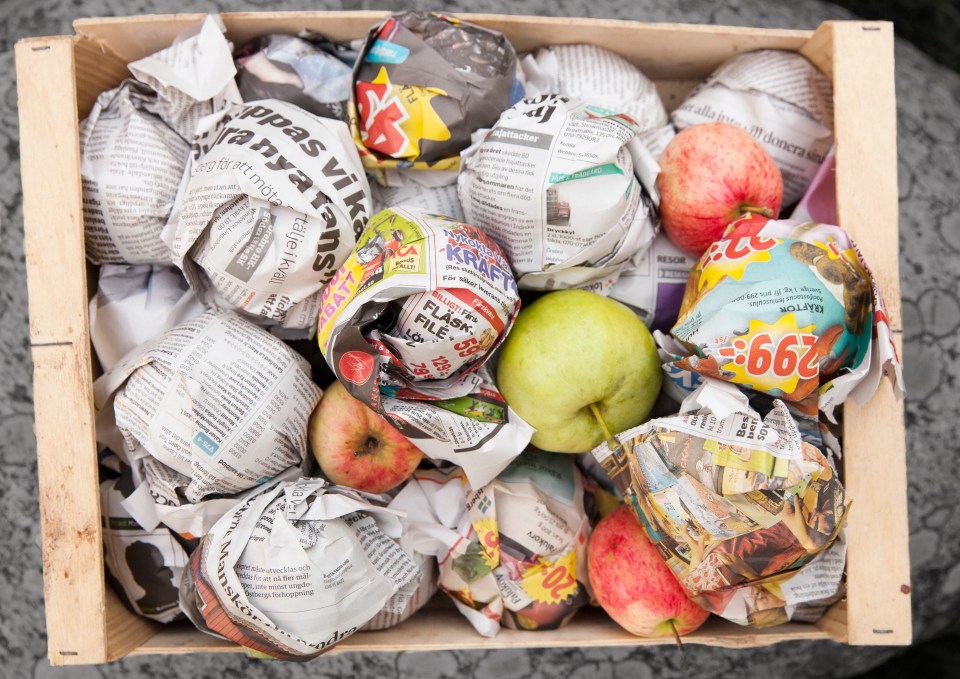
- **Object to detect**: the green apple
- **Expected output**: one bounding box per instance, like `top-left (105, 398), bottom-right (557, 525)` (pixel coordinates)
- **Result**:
top-left (497, 290), bottom-right (662, 452)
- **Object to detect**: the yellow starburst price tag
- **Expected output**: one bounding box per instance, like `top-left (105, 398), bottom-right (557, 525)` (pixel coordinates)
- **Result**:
top-left (473, 517), bottom-right (500, 569)
top-left (521, 550), bottom-right (579, 605)
top-left (698, 236), bottom-right (779, 290)
top-left (714, 313), bottom-right (819, 395)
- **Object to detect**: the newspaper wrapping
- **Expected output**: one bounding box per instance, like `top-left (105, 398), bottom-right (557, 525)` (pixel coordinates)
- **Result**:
top-left (179, 476), bottom-right (420, 659)
top-left (79, 15), bottom-right (240, 266)
top-left (235, 34), bottom-right (354, 122)
top-left (435, 450), bottom-right (591, 636)
top-left (317, 206), bottom-right (532, 487)
top-left (592, 379), bottom-right (848, 627)
top-left (667, 217), bottom-right (903, 420)
top-left (101, 462), bottom-right (190, 623)
top-left (349, 11), bottom-right (522, 184)
top-left (371, 181), bottom-right (465, 222)
top-left (89, 264), bottom-right (207, 371)
top-left (93, 309), bottom-right (322, 503)
top-left (458, 95), bottom-right (659, 293)
top-left (608, 233), bottom-right (696, 332)
top-left (103, 444), bottom-right (267, 541)
top-left (520, 43), bottom-right (676, 158)
top-left (164, 99), bottom-right (372, 337)
top-left (671, 50), bottom-right (834, 206)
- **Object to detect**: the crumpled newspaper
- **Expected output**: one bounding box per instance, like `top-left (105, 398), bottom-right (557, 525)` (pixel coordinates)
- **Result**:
top-left (80, 15), bottom-right (240, 266)
top-left (434, 450), bottom-right (592, 636)
top-left (671, 49), bottom-right (834, 205)
top-left (458, 95), bottom-right (659, 293)
top-left (179, 475), bottom-right (420, 659)
top-left (667, 218), bottom-right (903, 420)
top-left (317, 206), bottom-right (531, 487)
top-left (520, 43), bottom-right (675, 157)
top-left (349, 11), bottom-right (522, 184)
top-left (371, 181), bottom-right (464, 222)
top-left (89, 264), bottom-right (206, 371)
top-left (93, 309), bottom-right (322, 503)
top-left (164, 99), bottom-right (371, 337)
top-left (361, 475), bottom-right (449, 631)
top-left (235, 33), bottom-right (354, 121)
top-left (593, 379), bottom-right (848, 627)
top-left (101, 461), bottom-right (190, 623)
top-left (608, 232), bottom-right (695, 332)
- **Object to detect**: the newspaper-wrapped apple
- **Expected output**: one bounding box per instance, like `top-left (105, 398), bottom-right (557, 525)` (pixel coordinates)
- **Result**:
top-left (521, 43), bottom-right (675, 157)
top-left (100, 460), bottom-right (189, 623)
top-left (235, 34), bottom-right (354, 121)
top-left (436, 450), bottom-right (592, 636)
top-left (593, 380), bottom-right (848, 627)
top-left (179, 476), bottom-right (420, 659)
top-left (81, 83), bottom-right (189, 265)
top-left (350, 11), bottom-right (521, 183)
top-left (317, 206), bottom-right (531, 487)
top-left (93, 310), bottom-right (322, 503)
top-left (80, 16), bottom-right (240, 265)
top-left (458, 95), bottom-right (659, 293)
top-left (165, 99), bottom-right (371, 337)
top-left (671, 50), bottom-right (834, 205)
top-left (668, 217), bottom-right (902, 418)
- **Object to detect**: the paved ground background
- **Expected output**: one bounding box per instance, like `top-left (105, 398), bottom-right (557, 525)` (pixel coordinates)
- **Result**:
top-left (2, 1), bottom-right (959, 677)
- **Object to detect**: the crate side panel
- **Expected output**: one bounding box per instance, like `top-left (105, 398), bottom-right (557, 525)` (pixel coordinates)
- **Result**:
top-left (130, 607), bottom-right (829, 656)
top-left (830, 21), bottom-right (911, 646)
top-left (74, 36), bottom-right (130, 119)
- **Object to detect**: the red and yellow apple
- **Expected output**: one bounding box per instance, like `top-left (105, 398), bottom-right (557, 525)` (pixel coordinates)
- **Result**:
top-left (657, 122), bottom-right (783, 256)
top-left (308, 380), bottom-right (423, 494)
top-left (588, 505), bottom-right (709, 637)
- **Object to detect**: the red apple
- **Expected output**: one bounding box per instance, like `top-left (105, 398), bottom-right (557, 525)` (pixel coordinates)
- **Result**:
top-left (309, 380), bottom-right (424, 494)
top-left (657, 122), bottom-right (783, 256)
top-left (588, 505), bottom-right (709, 637)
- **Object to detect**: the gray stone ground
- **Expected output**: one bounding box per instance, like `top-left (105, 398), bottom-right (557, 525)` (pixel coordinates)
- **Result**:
top-left (1, 0), bottom-right (959, 677)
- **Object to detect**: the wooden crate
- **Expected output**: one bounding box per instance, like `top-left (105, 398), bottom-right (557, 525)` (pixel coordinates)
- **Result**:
top-left (15, 11), bottom-right (910, 666)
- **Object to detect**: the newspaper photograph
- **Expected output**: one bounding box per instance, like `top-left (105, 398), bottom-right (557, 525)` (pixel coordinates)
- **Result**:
top-left (458, 94), bottom-right (659, 293)
top-left (180, 476), bottom-right (420, 659)
top-left (93, 310), bottom-right (322, 503)
top-left (165, 99), bottom-right (371, 337)
top-left (101, 462), bottom-right (190, 623)
top-left (671, 49), bottom-right (834, 205)
top-left (317, 206), bottom-right (532, 487)
top-left (592, 380), bottom-right (848, 627)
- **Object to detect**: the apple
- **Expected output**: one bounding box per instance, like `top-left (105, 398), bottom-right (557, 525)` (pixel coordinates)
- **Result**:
top-left (309, 380), bottom-right (424, 494)
top-left (588, 505), bottom-right (709, 637)
top-left (657, 122), bottom-right (783, 256)
top-left (496, 290), bottom-right (661, 453)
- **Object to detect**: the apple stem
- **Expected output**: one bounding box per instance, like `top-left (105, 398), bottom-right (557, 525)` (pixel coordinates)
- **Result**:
top-left (739, 205), bottom-right (775, 218)
top-left (670, 620), bottom-right (683, 648)
top-left (588, 403), bottom-right (619, 452)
